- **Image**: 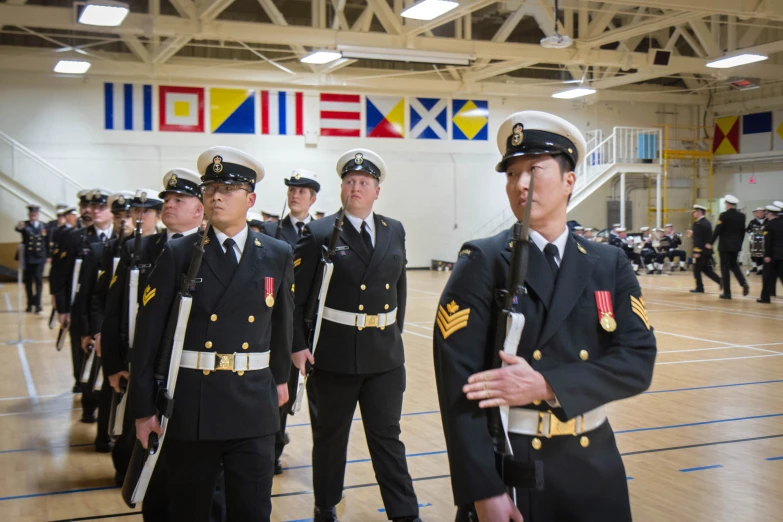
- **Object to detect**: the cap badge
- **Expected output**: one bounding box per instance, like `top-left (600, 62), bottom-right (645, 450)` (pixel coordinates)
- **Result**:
top-left (511, 123), bottom-right (524, 147)
top-left (169, 174), bottom-right (178, 187)
top-left (117, 196), bottom-right (125, 205)
top-left (213, 155), bottom-right (223, 173)
top-left (355, 153), bottom-right (364, 165)
top-left (295, 173), bottom-right (301, 180)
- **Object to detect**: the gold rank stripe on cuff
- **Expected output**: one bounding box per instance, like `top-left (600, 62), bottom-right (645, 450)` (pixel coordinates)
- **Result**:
top-left (142, 285), bottom-right (156, 306)
top-left (630, 296), bottom-right (650, 330)
top-left (436, 300), bottom-right (471, 340)
top-left (293, 258), bottom-right (302, 268)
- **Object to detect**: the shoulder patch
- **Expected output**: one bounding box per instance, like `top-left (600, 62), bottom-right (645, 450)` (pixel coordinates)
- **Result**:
top-left (381, 219), bottom-right (388, 227)
top-left (577, 243), bottom-right (587, 254)
top-left (436, 300), bottom-right (471, 340)
top-left (254, 238), bottom-right (262, 247)
top-left (60, 251), bottom-right (67, 259)
top-left (630, 295), bottom-right (650, 331)
top-left (293, 258), bottom-right (302, 268)
top-left (458, 248), bottom-right (472, 257)
top-left (142, 285), bottom-right (156, 306)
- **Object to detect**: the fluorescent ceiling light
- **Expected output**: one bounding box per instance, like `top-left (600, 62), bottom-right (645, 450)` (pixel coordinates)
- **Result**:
top-left (337, 45), bottom-right (472, 66)
top-left (706, 53), bottom-right (768, 69)
top-left (78, 1), bottom-right (130, 27)
top-left (300, 51), bottom-right (342, 64)
top-left (54, 60), bottom-right (92, 74)
top-left (401, 0), bottom-right (458, 21)
top-left (552, 87), bottom-right (596, 99)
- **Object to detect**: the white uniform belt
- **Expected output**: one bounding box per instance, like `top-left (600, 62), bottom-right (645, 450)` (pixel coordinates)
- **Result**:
top-left (180, 351), bottom-right (270, 372)
top-left (322, 306), bottom-right (397, 329)
top-left (507, 407), bottom-right (606, 437)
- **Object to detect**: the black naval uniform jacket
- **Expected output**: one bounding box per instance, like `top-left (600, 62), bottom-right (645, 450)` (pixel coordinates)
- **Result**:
top-left (765, 218), bottom-right (783, 260)
top-left (49, 224), bottom-right (74, 300)
top-left (434, 228), bottom-right (656, 519)
top-left (77, 234), bottom-right (116, 336)
top-left (692, 217), bottom-right (713, 256)
top-left (55, 226), bottom-right (104, 315)
top-left (293, 212), bottom-right (407, 374)
top-left (711, 208), bottom-right (746, 252)
top-left (101, 232), bottom-right (166, 377)
top-left (88, 235), bottom-right (129, 338)
top-left (129, 227), bottom-right (294, 441)
top-left (15, 221), bottom-right (48, 264)
top-left (260, 215), bottom-right (301, 246)
top-left (747, 217), bottom-right (767, 233)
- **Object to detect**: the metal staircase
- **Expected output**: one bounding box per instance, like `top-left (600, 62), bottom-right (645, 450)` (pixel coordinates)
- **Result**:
top-left (472, 126), bottom-right (663, 238)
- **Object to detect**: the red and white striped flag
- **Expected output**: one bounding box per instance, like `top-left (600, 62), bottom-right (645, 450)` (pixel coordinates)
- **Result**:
top-left (320, 93), bottom-right (361, 137)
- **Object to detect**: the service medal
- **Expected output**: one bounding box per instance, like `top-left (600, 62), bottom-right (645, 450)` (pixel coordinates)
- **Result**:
top-left (265, 277), bottom-right (275, 307)
top-left (595, 291), bottom-right (617, 332)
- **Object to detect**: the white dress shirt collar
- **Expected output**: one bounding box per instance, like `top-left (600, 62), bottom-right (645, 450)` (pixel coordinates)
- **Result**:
top-left (529, 226), bottom-right (570, 267)
top-left (213, 225), bottom-right (248, 261)
top-left (94, 224), bottom-right (113, 239)
top-left (167, 227), bottom-right (200, 243)
top-left (345, 211), bottom-right (375, 246)
top-left (289, 214), bottom-right (312, 228)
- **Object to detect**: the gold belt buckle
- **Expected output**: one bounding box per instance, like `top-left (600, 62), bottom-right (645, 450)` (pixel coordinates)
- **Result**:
top-left (539, 411), bottom-right (578, 438)
top-left (216, 353), bottom-right (235, 371)
top-left (365, 315), bottom-right (379, 328)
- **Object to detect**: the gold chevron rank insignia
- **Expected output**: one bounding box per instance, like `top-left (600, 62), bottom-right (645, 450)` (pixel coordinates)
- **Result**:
top-left (97, 270), bottom-right (105, 279)
top-left (293, 258), bottom-right (302, 268)
top-left (142, 285), bottom-right (156, 306)
top-left (630, 295), bottom-right (650, 330)
top-left (109, 274), bottom-right (118, 288)
top-left (437, 300), bottom-right (471, 340)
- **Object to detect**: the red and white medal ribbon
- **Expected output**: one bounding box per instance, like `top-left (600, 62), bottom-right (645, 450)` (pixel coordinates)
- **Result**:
top-left (594, 290), bottom-right (617, 332)
top-left (265, 277), bottom-right (275, 307)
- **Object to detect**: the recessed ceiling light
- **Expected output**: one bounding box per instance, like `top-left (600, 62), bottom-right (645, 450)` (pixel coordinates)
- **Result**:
top-left (706, 53), bottom-right (768, 69)
top-left (552, 87), bottom-right (596, 99)
top-left (54, 60), bottom-right (92, 74)
top-left (300, 51), bottom-right (342, 64)
top-left (401, 0), bottom-right (459, 21)
top-left (78, 0), bottom-right (130, 27)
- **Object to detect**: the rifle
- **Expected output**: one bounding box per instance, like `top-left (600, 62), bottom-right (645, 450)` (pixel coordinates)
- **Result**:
top-left (122, 208), bottom-right (214, 508)
top-left (112, 218), bottom-right (126, 277)
top-left (290, 202), bottom-right (347, 414)
top-left (274, 199), bottom-right (288, 240)
top-left (128, 198), bottom-right (146, 350)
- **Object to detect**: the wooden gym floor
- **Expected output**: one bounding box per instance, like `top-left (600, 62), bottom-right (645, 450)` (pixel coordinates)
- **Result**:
top-left (0, 270), bottom-right (781, 522)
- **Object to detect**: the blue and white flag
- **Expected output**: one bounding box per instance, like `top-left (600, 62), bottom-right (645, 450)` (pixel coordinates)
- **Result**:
top-left (741, 111), bottom-right (772, 154)
top-left (104, 82), bottom-right (153, 131)
top-left (409, 97), bottom-right (449, 140)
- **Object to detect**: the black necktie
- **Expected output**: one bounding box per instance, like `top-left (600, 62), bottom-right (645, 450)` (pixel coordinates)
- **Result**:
top-left (223, 238), bottom-right (238, 273)
top-left (171, 233), bottom-right (183, 240)
top-left (99, 233), bottom-right (106, 243)
top-left (361, 221), bottom-right (374, 253)
top-left (295, 222), bottom-right (304, 238)
top-left (543, 243), bottom-right (559, 282)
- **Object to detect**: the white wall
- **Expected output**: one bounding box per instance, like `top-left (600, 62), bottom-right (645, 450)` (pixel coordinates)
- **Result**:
top-left (715, 162), bottom-right (783, 213)
top-left (0, 73), bottom-right (678, 265)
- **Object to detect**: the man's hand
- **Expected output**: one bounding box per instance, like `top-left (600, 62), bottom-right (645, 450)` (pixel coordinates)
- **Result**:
top-left (15, 222), bottom-right (25, 231)
top-left (765, 257), bottom-right (772, 263)
top-left (292, 349), bottom-right (314, 376)
top-left (277, 383), bottom-right (289, 407)
top-left (108, 371), bottom-right (129, 393)
top-left (93, 333), bottom-right (102, 357)
top-left (474, 494), bottom-right (523, 522)
top-left (135, 416), bottom-right (163, 450)
top-left (58, 313), bottom-right (69, 326)
top-left (705, 243), bottom-right (712, 249)
top-left (463, 351), bottom-right (554, 408)
top-left (693, 253), bottom-right (701, 259)
top-left (80, 336), bottom-right (92, 352)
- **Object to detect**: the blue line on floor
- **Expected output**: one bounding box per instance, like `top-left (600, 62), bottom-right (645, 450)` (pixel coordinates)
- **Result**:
top-left (643, 379), bottom-right (783, 394)
top-left (282, 450), bottom-right (448, 472)
top-left (615, 412), bottom-right (783, 434)
top-left (679, 464), bottom-right (723, 473)
top-left (766, 456), bottom-right (783, 461)
top-left (378, 502), bottom-right (432, 513)
top-left (287, 410), bottom-right (440, 428)
top-left (0, 443), bottom-right (91, 455)
top-left (626, 477), bottom-right (633, 480)
top-left (0, 485), bottom-right (118, 502)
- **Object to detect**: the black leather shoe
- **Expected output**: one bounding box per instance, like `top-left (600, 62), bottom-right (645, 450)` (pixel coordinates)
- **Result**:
top-left (274, 459), bottom-right (283, 475)
top-left (25, 306), bottom-right (32, 313)
top-left (35, 307), bottom-right (42, 314)
top-left (719, 294), bottom-right (731, 300)
top-left (95, 440), bottom-right (113, 453)
top-left (81, 412), bottom-right (97, 423)
top-left (743, 285), bottom-right (750, 297)
top-left (314, 506), bottom-right (338, 522)
top-left (72, 384), bottom-right (81, 393)
top-left (690, 289), bottom-right (704, 293)
top-left (757, 298), bottom-right (771, 304)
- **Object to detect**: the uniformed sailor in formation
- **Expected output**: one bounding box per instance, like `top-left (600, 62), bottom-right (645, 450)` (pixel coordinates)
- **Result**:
top-left (747, 207), bottom-right (768, 276)
top-left (708, 194), bottom-right (748, 299)
top-left (259, 169), bottom-right (321, 475)
top-left (131, 147), bottom-right (293, 522)
top-left (15, 204), bottom-right (48, 313)
top-left (433, 111), bottom-right (656, 522)
top-left (690, 204), bottom-right (722, 294)
top-left (292, 149), bottom-right (422, 522)
top-left (759, 202), bottom-right (783, 303)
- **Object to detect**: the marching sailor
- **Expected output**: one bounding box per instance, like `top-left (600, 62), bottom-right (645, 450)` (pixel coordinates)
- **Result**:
top-left (690, 205), bottom-right (722, 294)
top-left (709, 194), bottom-right (749, 299)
